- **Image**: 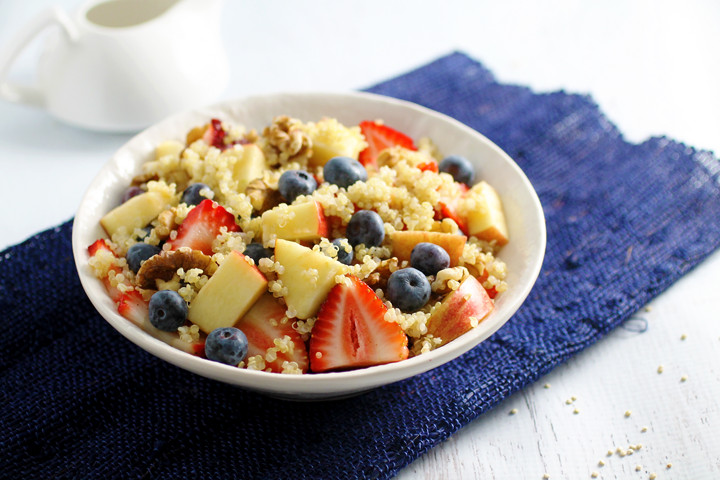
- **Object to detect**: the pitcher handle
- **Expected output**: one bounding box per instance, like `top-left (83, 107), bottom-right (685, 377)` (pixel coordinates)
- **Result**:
top-left (0, 7), bottom-right (77, 108)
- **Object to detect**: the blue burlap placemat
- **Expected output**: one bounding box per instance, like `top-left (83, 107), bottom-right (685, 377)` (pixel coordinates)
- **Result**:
top-left (2, 52), bottom-right (719, 479)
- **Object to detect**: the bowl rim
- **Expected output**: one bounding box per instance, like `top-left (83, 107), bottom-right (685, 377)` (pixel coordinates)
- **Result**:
top-left (72, 90), bottom-right (546, 397)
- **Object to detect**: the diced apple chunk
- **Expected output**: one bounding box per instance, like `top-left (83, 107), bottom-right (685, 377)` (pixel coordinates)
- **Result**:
top-left (188, 251), bottom-right (268, 334)
top-left (303, 118), bottom-right (367, 166)
top-left (425, 275), bottom-right (494, 346)
top-left (100, 190), bottom-right (174, 237)
top-left (274, 239), bottom-right (345, 319)
top-left (389, 231), bottom-right (467, 266)
top-left (230, 144), bottom-right (266, 192)
top-left (465, 181), bottom-right (509, 246)
top-left (261, 201), bottom-right (328, 244)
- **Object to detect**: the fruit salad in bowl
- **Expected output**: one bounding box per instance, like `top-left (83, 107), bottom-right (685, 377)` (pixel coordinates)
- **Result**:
top-left (73, 92), bottom-right (545, 399)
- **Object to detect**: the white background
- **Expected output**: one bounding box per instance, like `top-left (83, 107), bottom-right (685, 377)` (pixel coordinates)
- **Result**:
top-left (1, 1), bottom-right (719, 478)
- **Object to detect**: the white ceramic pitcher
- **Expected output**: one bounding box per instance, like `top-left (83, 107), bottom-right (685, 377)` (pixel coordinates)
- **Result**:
top-left (0, 0), bottom-right (229, 132)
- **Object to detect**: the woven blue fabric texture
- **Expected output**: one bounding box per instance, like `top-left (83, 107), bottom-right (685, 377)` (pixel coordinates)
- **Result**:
top-left (2, 52), bottom-right (719, 479)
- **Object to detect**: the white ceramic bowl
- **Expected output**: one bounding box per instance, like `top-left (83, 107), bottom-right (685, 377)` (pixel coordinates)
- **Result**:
top-left (72, 92), bottom-right (546, 400)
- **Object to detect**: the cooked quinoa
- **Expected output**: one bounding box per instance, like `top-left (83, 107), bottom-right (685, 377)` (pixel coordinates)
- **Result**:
top-left (90, 115), bottom-right (509, 374)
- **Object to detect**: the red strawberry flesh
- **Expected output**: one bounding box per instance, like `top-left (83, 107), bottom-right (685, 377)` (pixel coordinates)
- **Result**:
top-left (168, 199), bottom-right (239, 255)
top-left (310, 276), bottom-right (408, 372)
top-left (235, 293), bottom-right (309, 373)
top-left (358, 121), bottom-right (416, 169)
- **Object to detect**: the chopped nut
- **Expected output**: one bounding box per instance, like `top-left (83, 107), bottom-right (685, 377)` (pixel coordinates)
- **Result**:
top-left (245, 178), bottom-right (283, 212)
top-left (260, 115), bottom-right (312, 166)
top-left (136, 248), bottom-right (216, 289)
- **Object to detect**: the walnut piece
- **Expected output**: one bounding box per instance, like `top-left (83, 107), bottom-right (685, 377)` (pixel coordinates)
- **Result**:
top-left (136, 248), bottom-right (216, 290)
top-left (363, 257), bottom-right (400, 290)
top-left (153, 208), bottom-right (176, 240)
top-left (260, 115), bottom-right (312, 166)
top-left (245, 178), bottom-right (283, 212)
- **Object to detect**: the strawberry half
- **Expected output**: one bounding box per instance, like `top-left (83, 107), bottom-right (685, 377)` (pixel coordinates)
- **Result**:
top-left (88, 239), bottom-right (124, 302)
top-left (117, 289), bottom-right (206, 356)
top-left (358, 120), bottom-right (416, 169)
top-left (117, 289), bottom-right (149, 326)
top-left (202, 118), bottom-right (227, 150)
top-left (309, 275), bottom-right (409, 373)
top-left (168, 199), bottom-right (239, 255)
top-left (236, 293), bottom-right (309, 373)
top-left (437, 183), bottom-right (469, 235)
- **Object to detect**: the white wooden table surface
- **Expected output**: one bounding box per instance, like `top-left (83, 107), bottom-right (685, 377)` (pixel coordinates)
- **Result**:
top-left (1, 1), bottom-right (718, 478)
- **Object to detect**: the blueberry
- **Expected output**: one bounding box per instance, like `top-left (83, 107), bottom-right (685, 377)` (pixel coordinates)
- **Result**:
top-left (332, 238), bottom-right (354, 265)
top-left (133, 225), bottom-right (154, 242)
top-left (148, 290), bottom-right (188, 332)
top-left (385, 268), bottom-right (431, 312)
top-left (243, 242), bottom-right (273, 265)
top-left (121, 186), bottom-right (144, 203)
top-left (410, 242), bottom-right (450, 276)
top-left (278, 170), bottom-right (317, 203)
top-left (439, 155), bottom-right (475, 185)
top-left (323, 156), bottom-right (368, 189)
top-left (205, 327), bottom-right (249, 365)
top-left (126, 242), bottom-right (162, 273)
top-left (346, 210), bottom-right (385, 247)
top-left (181, 183), bottom-right (213, 206)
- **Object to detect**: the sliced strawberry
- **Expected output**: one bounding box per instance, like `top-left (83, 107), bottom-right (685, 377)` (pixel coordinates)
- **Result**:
top-left (309, 276), bottom-right (408, 373)
top-left (117, 289), bottom-right (149, 326)
top-left (437, 183), bottom-right (469, 235)
top-left (202, 118), bottom-right (227, 150)
top-left (168, 199), bottom-right (239, 255)
top-left (88, 238), bottom-right (115, 258)
top-left (358, 120), bottom-right (416, 169)
top-left (88, 239), bottom-right (124, 302)
top-left (117, 290), bottom-right (206, 356)
top-left (235, 293), bottom-right (309, 373)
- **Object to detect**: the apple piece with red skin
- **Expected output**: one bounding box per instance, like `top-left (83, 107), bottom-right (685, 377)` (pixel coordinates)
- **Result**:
top-left (425, 275), bottom-right (494, 346)
top-left (389, 231), bottom-right (467, 266)
top-left (465, 181), bottom-right (509, 247)
top-left (261, 201), bottom-right (329, 244)
top-left (188, 250), bottom-right (268, 334)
